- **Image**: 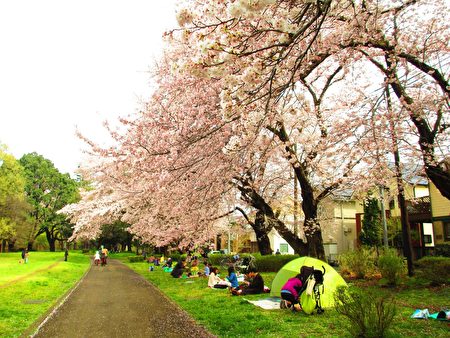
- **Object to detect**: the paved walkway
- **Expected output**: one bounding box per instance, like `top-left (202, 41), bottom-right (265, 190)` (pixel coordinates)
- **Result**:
top-left (31, 259), bottom-right (214, 338)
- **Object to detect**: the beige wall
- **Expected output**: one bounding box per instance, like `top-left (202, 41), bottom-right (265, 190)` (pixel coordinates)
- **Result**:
top-left (430, 182), bottom-right (450, 218)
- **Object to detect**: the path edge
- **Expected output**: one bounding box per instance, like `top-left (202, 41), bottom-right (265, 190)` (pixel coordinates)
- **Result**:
top-left (20, 258), bottom-right (93, 338)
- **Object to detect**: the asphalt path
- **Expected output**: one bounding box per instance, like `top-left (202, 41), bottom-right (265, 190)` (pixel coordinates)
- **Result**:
top-left (31, 259), bottom-right (214, 338)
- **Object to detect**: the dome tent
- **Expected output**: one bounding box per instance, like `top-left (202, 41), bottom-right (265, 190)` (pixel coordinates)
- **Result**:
top-left (270, 256), bottom-right (347, 308)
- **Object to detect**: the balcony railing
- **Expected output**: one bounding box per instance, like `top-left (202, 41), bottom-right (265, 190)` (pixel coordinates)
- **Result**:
top-left (406, 196), bottom-right (431, 221)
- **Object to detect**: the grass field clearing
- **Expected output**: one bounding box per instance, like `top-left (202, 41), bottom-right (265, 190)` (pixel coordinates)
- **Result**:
top-left (0, 251), bottom-right (91, 338)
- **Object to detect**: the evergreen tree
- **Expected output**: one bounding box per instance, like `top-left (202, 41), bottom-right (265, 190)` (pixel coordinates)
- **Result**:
top-left (360, 195), bottom-right (382, 247)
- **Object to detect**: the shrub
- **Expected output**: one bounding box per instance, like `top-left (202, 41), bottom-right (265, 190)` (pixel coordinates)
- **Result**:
top-left (169, 253), bottom-right (182, 262)
top-left (378, 248), bottom-right (406, 286)
top-left (334, 286), bottom-right (397, 338)
top-left (128, 256), bottom-right (145, 263)
top-left (338, 247), bottom-right (375, 278)
top-left (434, 244), bottom-right (450, 257)
top-left (414, 256), bottom-right (450, 285)
top-left (254, 254), bottom-right (298, 272)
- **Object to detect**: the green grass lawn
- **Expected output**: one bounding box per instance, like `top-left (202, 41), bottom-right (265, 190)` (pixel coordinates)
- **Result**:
top-left (121, 259), bottom-right (450, 338)
top-left (0, 251), bottom-right (91, 338)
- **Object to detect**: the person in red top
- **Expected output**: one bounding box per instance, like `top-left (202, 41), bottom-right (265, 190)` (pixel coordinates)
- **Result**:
top-left (280, 274), bottom-right (303, 311)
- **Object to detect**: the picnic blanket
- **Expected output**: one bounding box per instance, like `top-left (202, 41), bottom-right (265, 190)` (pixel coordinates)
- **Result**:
top-left (244, 296), bottom-right (281, 310)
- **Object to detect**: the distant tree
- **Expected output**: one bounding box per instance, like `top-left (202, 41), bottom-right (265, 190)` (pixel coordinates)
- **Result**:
top-left (360, 195), bottom-right (382, 248)
top-left (19, 152), bottom-right (80, 251)
top-left (0, 147), bottom-right (33, 251)
top-left (97, 221), bottom-right (133, 251)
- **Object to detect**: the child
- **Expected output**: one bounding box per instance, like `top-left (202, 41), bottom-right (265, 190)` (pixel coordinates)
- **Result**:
top-left (203, 262), bottom-right (211, 277)
top-left (227, 266), bottom-right (239, 292)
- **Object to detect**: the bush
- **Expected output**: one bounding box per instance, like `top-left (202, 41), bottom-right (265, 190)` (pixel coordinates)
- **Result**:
top-left (378, 248), bottom-right (406, 286)
top-left (128, 256), bottom-right (145, 263)
top-left (434, 244), bottom-right (450, 257)
top-left (338, 247), bottom-right (376, 278)
top-left (254, 254), bottom-right (298, 272)
top-left (334, 286), bottom-right (397, 338)
top-left (206, 253), bottom-right (297, 272)
top-left (414, 256), bottom-right (450, 285)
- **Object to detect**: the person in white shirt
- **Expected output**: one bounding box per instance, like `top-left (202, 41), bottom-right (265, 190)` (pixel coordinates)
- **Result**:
top-left (208, 267), bottom-right (230, 289)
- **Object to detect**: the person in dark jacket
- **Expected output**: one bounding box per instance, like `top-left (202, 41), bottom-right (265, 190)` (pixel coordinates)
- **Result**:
top-left (170, 260), bottom-right (186, 278)
top-left (232, 268), bottom-right (265, 295)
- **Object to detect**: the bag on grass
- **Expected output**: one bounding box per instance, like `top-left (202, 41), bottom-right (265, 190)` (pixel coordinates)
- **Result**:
top-left (300, 291), bottom-right (316, 315)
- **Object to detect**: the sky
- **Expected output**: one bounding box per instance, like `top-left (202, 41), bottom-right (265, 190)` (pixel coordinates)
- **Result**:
top-left (0, 0), bottom-right (177, 176)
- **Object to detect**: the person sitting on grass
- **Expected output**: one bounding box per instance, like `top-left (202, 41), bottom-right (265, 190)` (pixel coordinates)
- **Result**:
top-left (208, 267), bottom-right (230, 288)
top-left (280, 274), bottom-right (303, 312)
top-left (232, 268), bottom-right (265, 295)
top-left (203, 262), bottom-right (211, 277)
top-left (226, 266), bottom-right (240, 292)
top-left (171, 259), bottom-right (186, 278)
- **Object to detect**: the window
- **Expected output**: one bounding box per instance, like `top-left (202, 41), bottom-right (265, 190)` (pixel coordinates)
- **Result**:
top-left (280, 244), bottom-right (289, 254)
top-left (444, 222), bottom-right (450, 241)
top-left (423, 235), bottom-right (432, 244)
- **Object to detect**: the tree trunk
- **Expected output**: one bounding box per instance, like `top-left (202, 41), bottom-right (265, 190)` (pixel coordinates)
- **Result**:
top-left (270, 218), bottom-right (308, 255)
top-left (45, 228), bottom-right (56, 252)
top-left (236, 178), bottom-right (308, 255)
top-left (296, 170), bottom-right (325, 260)
top-left (269, 122), bottom-right (326, 259)
top-left (253, 211), bottom-right (273, 255)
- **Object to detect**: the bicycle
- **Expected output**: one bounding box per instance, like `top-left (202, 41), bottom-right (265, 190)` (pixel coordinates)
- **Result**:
top-left (219, 254), bottom-right (256, 274)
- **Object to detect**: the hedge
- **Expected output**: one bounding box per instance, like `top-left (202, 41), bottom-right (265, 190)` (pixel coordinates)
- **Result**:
top-left (205, 253), bottom-right (298, 272)
top-left (414, 256), bottom-right (450, 285)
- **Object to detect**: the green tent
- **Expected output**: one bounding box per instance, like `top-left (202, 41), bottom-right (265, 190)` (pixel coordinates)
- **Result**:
top-left (270, 256), bottom-right (347, 308)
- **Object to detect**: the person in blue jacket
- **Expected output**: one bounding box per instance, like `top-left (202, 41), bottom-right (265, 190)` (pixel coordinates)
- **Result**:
top-left (227, 266), bottom-right (239, 291)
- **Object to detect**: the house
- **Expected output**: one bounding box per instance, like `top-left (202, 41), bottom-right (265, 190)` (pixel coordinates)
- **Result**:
top-left (429, 181), bottom-right (450, 247)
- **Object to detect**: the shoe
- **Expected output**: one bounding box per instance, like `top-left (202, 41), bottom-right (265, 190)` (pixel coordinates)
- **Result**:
top-left (292, 304), bottom-right (302, 312)
top-left (280, 300), bottom-right (286, 309)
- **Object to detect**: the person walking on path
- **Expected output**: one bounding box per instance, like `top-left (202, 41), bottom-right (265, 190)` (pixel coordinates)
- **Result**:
top-left (32, 258), bottom-right (213, 338)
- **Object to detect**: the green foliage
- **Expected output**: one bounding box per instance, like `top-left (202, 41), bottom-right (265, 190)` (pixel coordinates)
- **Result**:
top-left (360, 195), bottom-right (382, 247)
top-left (334, 286), bottom-right (397, 338)
top-left (0, 148), bottom-right (33, 248)
top-left (414, 256), bottom-right (450, 286)
top-left (378, 248), bottom-right (406, 286)
top-left (434, 244), bottom-right (450, 257)
top-left (206, 253), bottom-right (295, 272)
top-left (206, 253), bottom-right (223, 266)
top-left (338, 247), bottom-right (376, 278)
top-left (0, 149), bottom-right (26, 204)
top-left (19, 152), bottom-right (81, 249)
top-left (98, 221), bottom-right (133, 249)
top-left (251, 253), bottom-right (298, 272)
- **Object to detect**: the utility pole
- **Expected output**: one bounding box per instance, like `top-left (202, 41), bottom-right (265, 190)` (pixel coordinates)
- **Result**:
top-left (379, 186), bottom-right (389, 247)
